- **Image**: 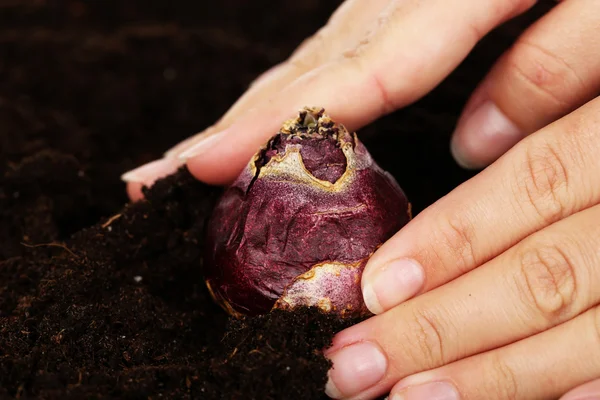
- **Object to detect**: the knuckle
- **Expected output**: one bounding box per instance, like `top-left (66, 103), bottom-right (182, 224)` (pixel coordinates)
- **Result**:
top-left (519, 140), bottom-right (570, 225)
top-left (507, 39), bottom-right (585, 108)
top-left (340, 29), bottom-right (372, 62)
top-left (484, 353), bottom-right (519, 400)
top-left (429, 212), bottom-right (477, 275)
top-left (515, 240), bottom-right (578, 322)
top-left (368, 68), bottom-right (397, 115)
top-left (466, 0), bottom-right (535, 43)
top-left (484, 353), bottom-right (520, 400)
top-left (345, 55), bottom-right (397, 115)
top-left (409, 309), bottom-right (447, 368)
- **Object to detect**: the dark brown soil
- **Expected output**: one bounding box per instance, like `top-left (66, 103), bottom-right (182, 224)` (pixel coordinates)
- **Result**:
top-left (0, 1), bottom-right (555, 399)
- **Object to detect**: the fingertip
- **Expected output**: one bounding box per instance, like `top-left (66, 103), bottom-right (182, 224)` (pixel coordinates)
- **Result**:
top-left (122, 157), bottom-right (183, 202)
top-left (450, 134), bottom-right (482, 170)
top-left (362, 282), bottom-right (385, 315)
top-left (450, 100), bottom-right (524, 169)
top-left (126, 182), bottom-right (146, 202)
top-left (324, 341), bottom-right (388, 399)
top-left (121, 158), bottom-right (182, 184)
top-left (362, 258), bottom-right (425, 314)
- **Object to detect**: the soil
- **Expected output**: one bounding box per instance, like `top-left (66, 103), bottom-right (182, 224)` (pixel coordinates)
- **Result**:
top-left (0, 1), bottom-right (555, 399)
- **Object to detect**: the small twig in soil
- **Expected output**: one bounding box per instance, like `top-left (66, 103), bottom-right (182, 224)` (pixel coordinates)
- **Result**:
top-left (101, 213), bottom-right (122, 228)
top-left (66, 371), bottom-right (83, 389)
top-left (227, 347), bottom-right (238, 361)
top-left (21, 242), bottom-right (79, 258)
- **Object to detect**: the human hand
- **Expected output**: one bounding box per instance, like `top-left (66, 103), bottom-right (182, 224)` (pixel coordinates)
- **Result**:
top-left (121, 0), bottom-right (598, 200)
top-left (323, 97), bottom-right (600, 398)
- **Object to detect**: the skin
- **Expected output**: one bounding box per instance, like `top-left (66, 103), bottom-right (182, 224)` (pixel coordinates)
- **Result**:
top-left (122, 0), bottom-right (600, 399)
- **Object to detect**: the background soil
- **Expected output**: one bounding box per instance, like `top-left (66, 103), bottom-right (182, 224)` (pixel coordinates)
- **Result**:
top-left (0, 1), bottom-right (554, 399)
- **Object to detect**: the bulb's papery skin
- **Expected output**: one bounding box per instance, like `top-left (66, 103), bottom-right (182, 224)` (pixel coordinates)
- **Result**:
top-left (274, 261), bottom-right (368, 317)
top-left (205, 107), bottom-right (411, 317)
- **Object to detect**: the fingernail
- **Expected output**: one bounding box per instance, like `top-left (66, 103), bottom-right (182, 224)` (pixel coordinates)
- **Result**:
top-left (164, 135), bottom-right (198, 159)
top-left (392, 382), bottom-right (460, 400)
top-left (120, 158), bottom-right (182, 184)
top-left (362, 258), bottom-right (424, 314)
top-left (164, 127), bottom-right (215, 159)
top-left (177, 131), bottom-right (222, 160)
top-left (451, 100), bottom-right (523, 169)
top-left (325, 341), bottom-right (387, 399)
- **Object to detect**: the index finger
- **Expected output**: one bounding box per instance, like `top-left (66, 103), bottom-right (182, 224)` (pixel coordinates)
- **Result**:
top-left (181, 0), bottom-right (538, 185)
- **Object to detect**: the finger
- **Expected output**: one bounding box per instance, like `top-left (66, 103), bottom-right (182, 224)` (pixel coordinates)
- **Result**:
top-left (123, 62), bottom-right (300, 199)
top-left (324, 201), bottom-right (600, 399)
top-left (388, 305), bottom-right (600, 400)
top-left (164, 0), bottom-right (391, 159)
top-left (121, 157), bottom-right (182, 199)
top-left (161, 63), bottom-right (292, 159)
top-left (560, 379), bottom-right (600, 400)
top-left (180, 0), bottom-right (537, 185)
top-left (123, 61), bottom-right (295, 198)
top-left (122, 0), bottom-right (391, 198)
top-left (361, 96), bottom-right (600, 315)
top-left (126, 181), bottom-right (145, 202)
top-left (451, 0), bottom-right (600, 169)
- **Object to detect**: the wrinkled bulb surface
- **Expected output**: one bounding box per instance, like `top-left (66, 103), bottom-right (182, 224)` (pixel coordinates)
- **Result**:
top-left (204, 107), bottom-right (411, 318)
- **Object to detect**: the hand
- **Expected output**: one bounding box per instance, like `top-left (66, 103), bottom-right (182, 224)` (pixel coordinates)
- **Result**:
top-left (121, 0), bottom-right (599, 201)
top-left (323, 97), bottom-right (600, 398)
